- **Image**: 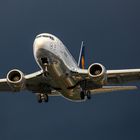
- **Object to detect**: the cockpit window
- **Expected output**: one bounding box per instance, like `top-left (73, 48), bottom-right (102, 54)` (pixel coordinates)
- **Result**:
top-left (36, 35), bottom-right (54, 40)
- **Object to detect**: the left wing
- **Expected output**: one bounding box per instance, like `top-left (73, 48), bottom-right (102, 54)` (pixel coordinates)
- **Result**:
top-left (0, 70), bottom-right (46, 92)
top-left (0, 79), bottom-right (12, 91)
top-left (0, 70), bottom-right (60, 96)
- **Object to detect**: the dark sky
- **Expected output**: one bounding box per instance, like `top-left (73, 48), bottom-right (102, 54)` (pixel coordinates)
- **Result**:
top-left (0, 0), bottom-right (140, 140)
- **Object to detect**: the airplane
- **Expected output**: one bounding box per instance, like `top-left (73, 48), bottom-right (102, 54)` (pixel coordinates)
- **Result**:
top-left (0, 33), bottom-right (139, 103)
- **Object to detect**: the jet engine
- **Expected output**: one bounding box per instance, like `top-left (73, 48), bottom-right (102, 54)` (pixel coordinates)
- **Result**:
top-left (7, 69), bottom-right (25, 91)
top-left (88, 63), bottom-right (107, 84)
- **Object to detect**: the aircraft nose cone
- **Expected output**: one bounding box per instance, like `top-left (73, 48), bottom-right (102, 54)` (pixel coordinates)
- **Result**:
top-left (34, 38), bottom-right (46, 50)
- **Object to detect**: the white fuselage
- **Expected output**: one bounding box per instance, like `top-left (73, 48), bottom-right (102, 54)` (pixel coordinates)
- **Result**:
top-left (33, 33), bottom-right (82, 101)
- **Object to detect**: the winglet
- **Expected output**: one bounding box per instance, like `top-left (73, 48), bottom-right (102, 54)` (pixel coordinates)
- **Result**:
top-left (78, 41), bottom-right (85, 69)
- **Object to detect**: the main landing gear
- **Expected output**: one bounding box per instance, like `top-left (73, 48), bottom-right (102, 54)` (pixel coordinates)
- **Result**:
top-left (36, 93), bottom-right (49, 103)
top-left (80, 90), bottom-right (91, 100)
top-left (80, 80), bottom-right (91, 100)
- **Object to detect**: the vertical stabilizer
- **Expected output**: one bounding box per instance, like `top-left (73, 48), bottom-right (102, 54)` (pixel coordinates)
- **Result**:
top-left (78, 41), bottom-right (85, 69)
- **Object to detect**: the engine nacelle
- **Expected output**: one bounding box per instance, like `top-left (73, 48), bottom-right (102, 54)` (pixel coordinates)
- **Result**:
top-left (88, 63), bottom-right (107, 84)
top-left (7, 69), bottom-right (25, 91)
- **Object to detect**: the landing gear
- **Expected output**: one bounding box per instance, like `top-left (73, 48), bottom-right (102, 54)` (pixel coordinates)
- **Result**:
top-left (43, 94), bottom-right (49, 102)
top-left (41, 57), bottom-right (49, 66)
top-left (80, 80), bottom-right (91, 100)
top-left (86, 90), bottom-right (91, 99)
top-left (80, 91), bottom-right (85, 100)
top-left (36, 93), bottom-right (49, 103)
top-left (80, 90), bottom-right (91, 100)
top-left (37, 94), bottom-right (42, 103)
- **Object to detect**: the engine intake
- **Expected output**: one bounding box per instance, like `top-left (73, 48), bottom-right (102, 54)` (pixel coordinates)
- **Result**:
top-left (88, 63), bottom-right (107, 84)
top-left (7, 69), bottom-right (25, 91)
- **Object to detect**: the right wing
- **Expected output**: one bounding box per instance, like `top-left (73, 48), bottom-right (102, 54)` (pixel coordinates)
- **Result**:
top-left (90, 86), bottom-right (137, 95)
top-left (75, 68), bottom-right (140, 85)
top-left (107, 69), bottom-right (140, 84)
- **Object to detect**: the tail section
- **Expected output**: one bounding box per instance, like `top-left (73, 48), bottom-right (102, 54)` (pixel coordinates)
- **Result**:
top-left (78, 41), bottom-right (85, 69)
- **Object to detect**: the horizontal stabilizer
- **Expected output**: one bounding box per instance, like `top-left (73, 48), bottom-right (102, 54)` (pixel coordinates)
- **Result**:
top-left (90, 86), bottom-right (137, 95)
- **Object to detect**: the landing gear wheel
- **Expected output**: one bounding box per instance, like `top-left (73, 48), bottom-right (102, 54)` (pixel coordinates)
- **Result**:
top-left (80, 91), bottom-right (85, 100)
top-left (86, 90), bottom-right (91, 99)
top-left (36, 93), bottom-right (49, 103)
top-left (37, 94), bottom-right (42, 103)
top-left (44, 94), bottom-right (49, 102)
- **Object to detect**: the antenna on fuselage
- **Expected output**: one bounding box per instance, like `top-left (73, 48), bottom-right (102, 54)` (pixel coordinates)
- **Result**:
top-left (78, 41), bottom-right (85, 69)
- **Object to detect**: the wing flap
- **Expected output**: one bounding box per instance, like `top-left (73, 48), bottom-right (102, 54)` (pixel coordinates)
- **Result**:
top-left (90, 86), bottom-right (137, 94)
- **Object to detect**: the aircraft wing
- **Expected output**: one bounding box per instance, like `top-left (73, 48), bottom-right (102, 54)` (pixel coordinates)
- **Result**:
top-left (107, 69), bottom-right (140, 84)
top-left (25, 70), bottom-right (60, 95)
top-left (0, 70), bottom-right (60, 95)
top-left (90, 86), bottom-right (137, 95)
top-left (76, 68), bottom-right (140, 85)
top-left (0, 70), bottom-right (45, 92)
top-left (0, 78), bottom-right (12, 91)
top-left (25, 70), bottom-right (49, 93)
top-left (0, 68), bottom-right (140, 94)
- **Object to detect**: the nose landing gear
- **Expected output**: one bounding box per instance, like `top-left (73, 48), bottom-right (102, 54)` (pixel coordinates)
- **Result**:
top-left (41, 57), bottom-right (49, 66)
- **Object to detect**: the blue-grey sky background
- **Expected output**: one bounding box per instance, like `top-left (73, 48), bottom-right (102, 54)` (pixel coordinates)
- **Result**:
top-left (0, 0), bottom-right (140, 140)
